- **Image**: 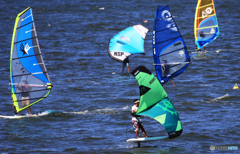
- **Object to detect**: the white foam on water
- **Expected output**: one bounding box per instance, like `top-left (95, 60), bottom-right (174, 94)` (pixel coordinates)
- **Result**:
top-left (200, 84), bottom-right (213, 87)
top-left (64, 110), bottom-right (89, 115)
top-left (211, 93), bottom-right (229, 102)
top-left (65, 106), bottom-right (130, 115)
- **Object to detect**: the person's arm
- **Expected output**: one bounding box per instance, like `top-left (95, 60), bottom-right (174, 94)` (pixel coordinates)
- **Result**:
top-left (27, 85), bottom-right (32, 91)
top-left (17, 84), bottom-right (22, 91)
top-left (171, 80), bottom-right (175, 87)
top-left (133, 109), bottom-right (137, 113)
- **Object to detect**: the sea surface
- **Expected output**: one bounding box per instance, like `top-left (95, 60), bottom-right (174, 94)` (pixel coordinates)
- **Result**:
top-left (0, 0), bottom-right (240, 153)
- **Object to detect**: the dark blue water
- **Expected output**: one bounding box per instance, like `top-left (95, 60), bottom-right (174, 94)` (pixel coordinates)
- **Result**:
top-left (1, 0), bottom-right (240, 153)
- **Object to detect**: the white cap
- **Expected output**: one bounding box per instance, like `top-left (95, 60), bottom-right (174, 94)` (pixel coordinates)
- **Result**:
top-left (134, 100), bottom-right (140, 104)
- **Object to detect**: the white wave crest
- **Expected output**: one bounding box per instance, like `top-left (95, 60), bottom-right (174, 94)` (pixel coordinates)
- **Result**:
top-left (65, 106), bottom-right (130, 115)
top-left (211, 93), bottom-right (229, 101)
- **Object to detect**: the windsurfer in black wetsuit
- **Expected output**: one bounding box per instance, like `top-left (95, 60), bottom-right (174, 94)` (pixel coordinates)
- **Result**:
top-left (17, 80), bottom-right (32, 115)
top-left (199, 31), bottom-right (207, 52)
top-left (162, 59), bottom-right (170, 77)
top-left (122, 57), bottom-right (130, 73)
top-left (162, 59), bottom-right (175, 87)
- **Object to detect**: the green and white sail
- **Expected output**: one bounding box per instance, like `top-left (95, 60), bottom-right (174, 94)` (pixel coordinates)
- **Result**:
top-left (10, 7), bottom-right (52, 113)
top-left (131, 66), bottom-right (182, 139)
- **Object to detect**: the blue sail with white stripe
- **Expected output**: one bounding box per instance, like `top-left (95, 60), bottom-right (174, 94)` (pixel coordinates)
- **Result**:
top-left (153, 6), bottom-right (191, 85)
top-left (108, 25), bottom-right (149, 62)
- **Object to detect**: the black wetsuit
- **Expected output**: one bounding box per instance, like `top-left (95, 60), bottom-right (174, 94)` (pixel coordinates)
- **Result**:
top-left (200, 32), bottom-right (205, 38)
top-left (162, 62), bottom-right (171, 77)
top-left (18, 86), bottom-right (31, 97)
top-left (122, 58), bottom-right (129, 65)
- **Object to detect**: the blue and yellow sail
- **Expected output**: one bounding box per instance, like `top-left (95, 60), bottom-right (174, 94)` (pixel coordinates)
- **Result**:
top-left (10, 7), bottom-right (52, 113)
top-left (131, 66), bottom-right (182, 139)
top-left (194, 0), bottom-right (219, 50)
top-left (153, 6), bottom-right (191, 85)
top-left (108, 25), bottom-right (149, 62)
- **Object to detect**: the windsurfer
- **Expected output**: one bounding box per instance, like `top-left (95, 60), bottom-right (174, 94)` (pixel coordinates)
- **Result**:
top-left (199, 31), bottom-right (207, 52)
top-left (162, 59), bottom-right (170, 77)
top-left (17, 80), bottom-right (32, 115)
top-left (162, 59), bottom-right (175, 87)
top-left (131, 99), bottom-right (148, 138)
top-left (122, 57), bottom-right (130, 73)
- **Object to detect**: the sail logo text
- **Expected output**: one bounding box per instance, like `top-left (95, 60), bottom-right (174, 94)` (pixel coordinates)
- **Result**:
top-left (202, 7), bottom-right (213, 19)
top-left (134, 70), bottom-right (139, 76)
top-left (153, 31), bottom-right (156, 54)
top-left (153, 31), bottom-right (155, 45)
top-left (169, 132), bottom-right (176, 135)
top-left (149, 77), bottom-right (156, 85)
top-left (174, 42), bottom-right (181, 46)
top-left (114, 52), bottom-right (124, 56)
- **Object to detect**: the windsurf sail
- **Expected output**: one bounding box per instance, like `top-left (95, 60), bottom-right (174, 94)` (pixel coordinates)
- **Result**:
top-left (131, 66), bottom-right (182, 139)
top-left (153, 6), bottom-right (191, 85)
top-left (108, 25), bottom-right (149, 62)
top-left (10, 7), bottom-right (52, 113)
top-left (194, 0), bottom-right (219, 50)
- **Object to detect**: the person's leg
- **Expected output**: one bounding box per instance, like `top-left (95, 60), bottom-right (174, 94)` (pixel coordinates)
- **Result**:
top-left (142, 131), bottom-right (148, 138)
top-left (171, 80), bottom-right (175, 87)
top-left (20, 99), bottom-right (26, 115)
top-left (204, 46), bottom-right (207, 52)
top-left (122, 63), bottom-right (125, 73)
top-left (26, 98), bottom-right (31, 115)
top-left (133, 120), bottom-right (139, 138)
top-left (28, 107), bottom-right (31, 115)
top-left (139, 122), bottom-right (148, 137)
top-left (127, 66), bottom-right (130, 73)
top-left (126, 63), bottom-right (130, 73)
top-left (136, 131), bottom-right (139, 138)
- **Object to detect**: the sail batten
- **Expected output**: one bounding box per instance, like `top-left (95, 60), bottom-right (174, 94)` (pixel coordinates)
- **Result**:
top-left (12, 53), bottom-right (42, 60)
top-left (153, 6), bottom-right (190, 85)
top-left (17, 21), bottom-right (34, 29)
top-left (197, 25), bottom-right (218, 29)
top-left (10, 7), bottom-right (52, 113)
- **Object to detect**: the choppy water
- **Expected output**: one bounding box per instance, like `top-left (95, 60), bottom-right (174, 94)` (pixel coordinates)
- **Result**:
top-left (1, 0), bottom-right (240, 153)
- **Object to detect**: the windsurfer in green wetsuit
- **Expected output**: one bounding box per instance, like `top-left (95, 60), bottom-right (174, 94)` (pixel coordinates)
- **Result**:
top-left (17, 80), bottom-right (32, 115)
top-left (122, 57), bottom-right (130, 73)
